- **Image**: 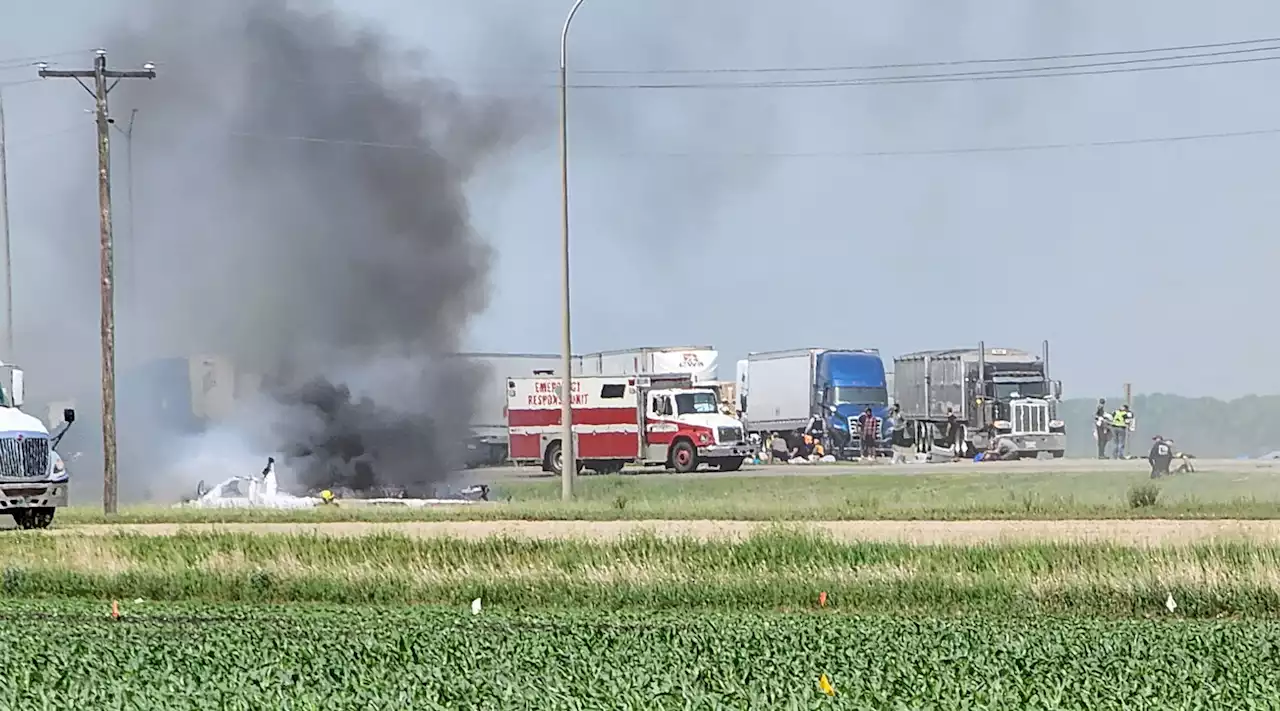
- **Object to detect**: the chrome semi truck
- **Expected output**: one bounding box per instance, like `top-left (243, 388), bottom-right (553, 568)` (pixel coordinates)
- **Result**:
top-left (893, 341), bottom-right (1065, 459)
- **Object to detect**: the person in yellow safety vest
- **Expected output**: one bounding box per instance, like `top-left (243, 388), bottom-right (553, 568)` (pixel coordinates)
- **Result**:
top-left (319, 489), bottom-right (338, 506)
top-left (1109, 404), bottom-right (1134, 459)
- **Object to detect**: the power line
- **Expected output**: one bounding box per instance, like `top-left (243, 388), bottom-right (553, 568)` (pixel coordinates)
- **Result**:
top-left (575, 52), bottom-right (1280, 89)
top-left (3, 123), bottom-right (90, 149)
top-left (638, 127), bottom-right (1280, 158)
top-left (0, 49), bottom-right (96, 70)
top-left (577, 35), bottom-right (1280, 75)
top-left (225, 125), bottom-right (1280, 158)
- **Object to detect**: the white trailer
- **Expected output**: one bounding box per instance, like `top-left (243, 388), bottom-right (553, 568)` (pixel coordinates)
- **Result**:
top-left (453, 352), bottom-right (577, 466)
top-left (579, 346), bottom-right (719, 385)
top-left (739, 350), bottom-right (815, 432)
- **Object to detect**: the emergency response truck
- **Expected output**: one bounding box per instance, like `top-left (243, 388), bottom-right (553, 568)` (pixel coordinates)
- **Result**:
top-left (505, 374), bottom-right (752, 475)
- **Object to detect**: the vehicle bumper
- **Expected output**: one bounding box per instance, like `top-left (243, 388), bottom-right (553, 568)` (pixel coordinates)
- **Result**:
top-left (699, 442), bottom-right (753, 459)
top-left (1013, 433), bottom-right (1067, 453)
top-left (0, 480), bottom-right (67, 510)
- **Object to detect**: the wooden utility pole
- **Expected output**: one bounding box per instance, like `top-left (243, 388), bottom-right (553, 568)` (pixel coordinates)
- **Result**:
top-left (38, 50), bottom-right (155, 515)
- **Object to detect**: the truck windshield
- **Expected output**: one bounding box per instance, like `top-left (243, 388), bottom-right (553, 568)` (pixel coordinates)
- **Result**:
top-left (833, 386), bottom-right (888, 406)
top-left (994, 381), bottom-right (1047, 399)
top-left (675, 392), bottom-right (720, 415)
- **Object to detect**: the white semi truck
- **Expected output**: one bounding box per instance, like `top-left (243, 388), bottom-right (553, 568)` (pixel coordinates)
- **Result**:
top-left (0, 363), bottom-right (76, 529)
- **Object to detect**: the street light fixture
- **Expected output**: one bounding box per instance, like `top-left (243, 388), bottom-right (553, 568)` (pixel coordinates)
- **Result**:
top-left (557, 0), bottom-right (587, 501)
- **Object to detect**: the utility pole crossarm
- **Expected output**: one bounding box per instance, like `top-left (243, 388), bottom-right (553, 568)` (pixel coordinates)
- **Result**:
top-left (38, 51), bottom-right (156, 516)
top-left (39, 70), bottom-right (156, 79)
top-left (37, 70), bottom-right (94, 78)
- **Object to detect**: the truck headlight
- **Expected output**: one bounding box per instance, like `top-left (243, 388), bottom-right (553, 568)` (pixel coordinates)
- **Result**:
top-left (1049, 420), bottom-right (1065, 429)
top-left (53, 455), bottom-right (65, 473)
top-left (697, 431), bottom-right (713, 445)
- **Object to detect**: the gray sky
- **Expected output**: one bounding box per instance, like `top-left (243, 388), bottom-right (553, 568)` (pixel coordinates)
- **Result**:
top-left (2, 0), bottom-right (1278, 399)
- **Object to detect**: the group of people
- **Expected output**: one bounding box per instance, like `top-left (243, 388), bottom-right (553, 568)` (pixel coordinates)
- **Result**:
top-left (770, 404), bottom-right (917, 464)
top-left (1093, 399), bottom-right (1136, 459)
top-left (1091, 398), bottom-right (1191, 477)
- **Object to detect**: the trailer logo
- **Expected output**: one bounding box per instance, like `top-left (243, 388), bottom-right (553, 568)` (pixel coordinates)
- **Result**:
top-left (681, 353), bottom-right (702, 368)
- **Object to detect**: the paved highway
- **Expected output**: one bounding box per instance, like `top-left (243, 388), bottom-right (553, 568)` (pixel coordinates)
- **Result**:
top-left (476, 456), bottom-right (1275, 481)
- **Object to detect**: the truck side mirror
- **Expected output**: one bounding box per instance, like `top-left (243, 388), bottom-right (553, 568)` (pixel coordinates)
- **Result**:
top-left (1052, 380), bottom-right (1063, 399)
top-left (62, 408), bottom-right (76, 424)
top-left (5, 367), bottom-right (22, 408)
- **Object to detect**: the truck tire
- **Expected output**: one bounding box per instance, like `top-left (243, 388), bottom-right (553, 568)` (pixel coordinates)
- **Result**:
top-left (1050, 450), bottom-right (1065, 459)
top-left (545, 441), bottom-right (584, 477)
top-left (712, 457), bottom-right (743, 472)
top-left (670, 440), bottom-right (698, 473)
top-left (13, 508), bottom-right (54, 530)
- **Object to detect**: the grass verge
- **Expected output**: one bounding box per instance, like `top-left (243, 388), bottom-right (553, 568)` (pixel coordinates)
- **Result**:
top-left (3, 599), bottom-right (1279, 708)
top-left (4, 530), bottom-right (1280, 617)
top-left (55, 467), bottom-right (1280, 523)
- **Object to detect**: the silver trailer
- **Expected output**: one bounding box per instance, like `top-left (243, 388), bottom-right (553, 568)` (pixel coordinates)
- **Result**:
top-left (452, 352), bottom-right (577, 467)
top-left (893, 341), bottom-right (1065, 458)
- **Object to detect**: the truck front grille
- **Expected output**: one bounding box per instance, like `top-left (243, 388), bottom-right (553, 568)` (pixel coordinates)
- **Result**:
top-left (0, 436), bottom-right (49, 479)
top-left (718, 426), bottom-right (743, 444)
top-left (1012, 403), bottom-right (1049, 435)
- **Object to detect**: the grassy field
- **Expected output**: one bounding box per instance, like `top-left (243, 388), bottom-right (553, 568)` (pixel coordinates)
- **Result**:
top-left (3, 599), bottom-right (1278, 709)
top-left (56, 467), bottom-right (1280, 523)
top-left (3, 529), bottom-right (1280, 617)
top-left (30, 467), bottom-right (1280, 707)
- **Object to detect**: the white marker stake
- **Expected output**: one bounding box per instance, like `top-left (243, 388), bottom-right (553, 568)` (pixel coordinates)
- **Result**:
top-left (471, 598), bottom-right (482, 615)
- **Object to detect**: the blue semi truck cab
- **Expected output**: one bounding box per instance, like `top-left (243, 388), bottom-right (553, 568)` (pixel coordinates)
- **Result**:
top-left (741, 347), bottom-right (892, 459)
top-left (815, 350), bottom-right (892, 456)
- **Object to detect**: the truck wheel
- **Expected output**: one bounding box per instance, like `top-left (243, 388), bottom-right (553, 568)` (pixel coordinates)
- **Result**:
top-left (670, 441), bottom-right (698, 473)
top-left (545, 441), bottom-right (583, 477)
top-left (713, 457), bottom-right (743, 472)
top-left (1050, 450), bottom-right (1065, 459)
top-left (13, 508), bottom-right (54, 530)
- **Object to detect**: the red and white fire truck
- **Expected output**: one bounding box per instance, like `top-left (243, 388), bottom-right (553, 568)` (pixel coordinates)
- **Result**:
top-left (506, 374), bottom-right (753, 475)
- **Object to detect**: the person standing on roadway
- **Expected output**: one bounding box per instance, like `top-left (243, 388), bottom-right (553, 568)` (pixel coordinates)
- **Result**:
top-left (1110, 404), bottom-right (1134, 459)
top-left (856, 408), bottom-right (878, 461)
top-left (1094, 398), bottom-right (1111, 459)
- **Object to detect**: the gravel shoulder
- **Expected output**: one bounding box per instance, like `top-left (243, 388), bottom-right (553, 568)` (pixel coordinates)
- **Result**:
top-left (55, 519), bottom-right (1280, 545)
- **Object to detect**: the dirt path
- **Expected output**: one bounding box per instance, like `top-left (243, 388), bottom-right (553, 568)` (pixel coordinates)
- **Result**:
top-left (54, 519), bottom-right (1280, 545)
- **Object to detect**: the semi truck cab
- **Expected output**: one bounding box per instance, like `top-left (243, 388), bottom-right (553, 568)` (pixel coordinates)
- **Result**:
top-left (0, 364), bottom-right (75, 529)
top-left (645, 386), bottom-right (751, 471)
top-left (816, 350), bottom-right (891, 456)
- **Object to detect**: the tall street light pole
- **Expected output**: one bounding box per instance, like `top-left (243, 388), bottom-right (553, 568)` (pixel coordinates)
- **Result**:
top-left (120, 109), bottom-right (136, 325)
top-left (558, 0), bottom-right (587, 501)
top-left (0, 90), bottom-right (12, 361)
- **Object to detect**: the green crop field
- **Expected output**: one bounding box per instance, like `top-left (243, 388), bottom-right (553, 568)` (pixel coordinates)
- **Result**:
top-left (52, 467), bottom-right (1280, 524)
top-left (24, 466), bottom-right (1280, 707)
top-left (3, 600), bottom-right (1278, 709)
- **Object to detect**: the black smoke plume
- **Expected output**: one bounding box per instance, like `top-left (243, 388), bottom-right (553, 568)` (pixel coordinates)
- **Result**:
top-left (89, 0), bottom-right (524, 497)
